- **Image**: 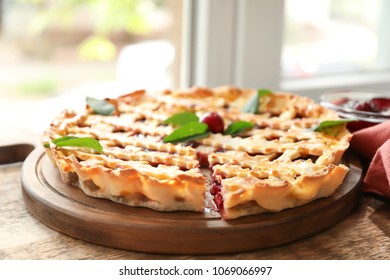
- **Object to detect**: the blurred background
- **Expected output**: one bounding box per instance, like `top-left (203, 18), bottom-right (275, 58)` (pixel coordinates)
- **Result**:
top-left (1, 0), bottom-right (389, 130)
top-left (0, 0), bottom-right (181, 130)
top-left (283, 0), bottom-right (388, 78)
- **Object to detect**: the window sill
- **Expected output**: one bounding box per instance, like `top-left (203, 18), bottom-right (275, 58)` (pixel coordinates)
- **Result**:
top-left (281, 71), bottom-right (390, 101)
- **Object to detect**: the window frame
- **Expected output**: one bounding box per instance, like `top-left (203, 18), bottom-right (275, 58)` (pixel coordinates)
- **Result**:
top-left (182, 0), bottom-right (390, 101)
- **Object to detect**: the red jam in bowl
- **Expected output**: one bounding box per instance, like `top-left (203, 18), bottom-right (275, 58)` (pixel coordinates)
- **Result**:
top-left (322, 92), bottom-right (390, 132)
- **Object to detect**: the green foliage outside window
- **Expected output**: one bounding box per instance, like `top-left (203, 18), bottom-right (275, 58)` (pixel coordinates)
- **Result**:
top-left (16, 0), bottom-right (166, 61)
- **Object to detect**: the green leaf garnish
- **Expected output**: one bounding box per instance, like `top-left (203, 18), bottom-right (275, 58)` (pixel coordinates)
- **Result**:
top-left (313, 119), bottom-right (355, 136)
top-left (43, 136), bottom-right (77, 148)
top-left (163, 112), bottom-right (199, 126)
top-left (242, 89), bottom-right (272, 114)
top-left (86, 96), bottom-right (115, 116)
top-left (163, 122), bottom-right (209, 143)
top-left (224, 121), bottom-right (254, 136)
top-left (43, 136), bottom-right (103, 153)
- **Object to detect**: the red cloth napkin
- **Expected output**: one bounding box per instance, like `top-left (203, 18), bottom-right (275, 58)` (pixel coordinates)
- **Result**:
top-left (350, 120), bottom-right (390, 199)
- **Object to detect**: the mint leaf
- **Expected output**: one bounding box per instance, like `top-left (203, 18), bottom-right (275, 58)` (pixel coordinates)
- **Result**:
top-left (224, 121), bottom-right (254, 136)
top-left (165, 132), bottom-right (210, 144)
top-left (257, 89), bottom-right (273, 98)
top-left (44, 136), bottom-right (103, 153)
top-left (43, 136), bottom-right (77, 148)
top-left (163, 112), bottom-right (199, 126)
top-left (313, 119), bottom-right (355, 136)
top-left (163, 122), bottom-right (209, 143)
top-left (242, 89), bottom-right (272, 114)
top-left (86, 96), bottom-right (115, 116)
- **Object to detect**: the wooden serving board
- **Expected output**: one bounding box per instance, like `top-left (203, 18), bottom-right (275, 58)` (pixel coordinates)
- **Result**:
top-left (21, 148), bottom-right (363, 255)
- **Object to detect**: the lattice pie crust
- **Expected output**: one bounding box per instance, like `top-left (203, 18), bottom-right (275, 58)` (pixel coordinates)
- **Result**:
top-left (43, 86), bottom-right (352, 219)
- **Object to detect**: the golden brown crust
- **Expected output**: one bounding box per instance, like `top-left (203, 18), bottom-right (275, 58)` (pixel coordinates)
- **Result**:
top-left (46, 148), bottom-right (206, 212)
top-left (42, 86), bottom-right (352, 218)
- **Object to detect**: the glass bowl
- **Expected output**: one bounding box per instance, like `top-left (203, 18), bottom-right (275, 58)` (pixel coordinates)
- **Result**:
top-left (320, 91), bottom-right (390, 132)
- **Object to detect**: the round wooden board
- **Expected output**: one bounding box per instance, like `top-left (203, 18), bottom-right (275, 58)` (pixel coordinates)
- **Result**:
top-left (21, 148), bottom-right (363, 255)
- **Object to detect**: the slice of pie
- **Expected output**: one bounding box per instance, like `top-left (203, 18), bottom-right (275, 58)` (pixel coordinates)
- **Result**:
top-left (42, 86), bottom-right (352, 219)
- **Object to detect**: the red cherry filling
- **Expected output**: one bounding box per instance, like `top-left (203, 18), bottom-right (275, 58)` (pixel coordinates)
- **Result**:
top-left (213, 192), bottom-right (224, 211)
top-left (353, 97), bottom-right (390, 113)
top-left (200, 112), bottom-right (224, 134)
top-left (196, 150), bottom-right (209, 167)
top-left (210, 183), bottom-right (221, 196)
top-left (354, 101), bottom-right (374, 112)
top-left (210, 174), bottom-right (224, 212)
top-left (370, 98), bottom-right (390, 112)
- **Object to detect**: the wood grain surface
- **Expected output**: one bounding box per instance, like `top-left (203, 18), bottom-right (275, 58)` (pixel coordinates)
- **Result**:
top-left (20, 149), bottom-right (363, 255)
top-left (2, 128), bottom-right (390, 259)
top-left (2, 161), bottom-right (390, 259)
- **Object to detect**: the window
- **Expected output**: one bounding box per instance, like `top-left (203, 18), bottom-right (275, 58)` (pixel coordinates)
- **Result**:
top-left (185, 0), bottom-right (390, 100)
top-left (0, 0), bottom-right (182, 129)
top-left (283, 0), bottom-right (388, 79)
top-left (2, 0), bottom-right (390, 131)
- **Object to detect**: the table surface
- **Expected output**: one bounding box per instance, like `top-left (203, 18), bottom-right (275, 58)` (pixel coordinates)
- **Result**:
top-left (1, 160), bottom-right (390, 260)
top-left (1, 127), bottom-right (390, 260)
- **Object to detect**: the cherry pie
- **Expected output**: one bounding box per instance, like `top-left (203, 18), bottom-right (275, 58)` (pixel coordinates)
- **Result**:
top-left (42, 86), bottom-right (352, 219)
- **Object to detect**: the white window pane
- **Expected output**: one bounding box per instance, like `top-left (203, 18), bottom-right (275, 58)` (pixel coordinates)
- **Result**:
top-left (282, 0), bottom-right (389, 79)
